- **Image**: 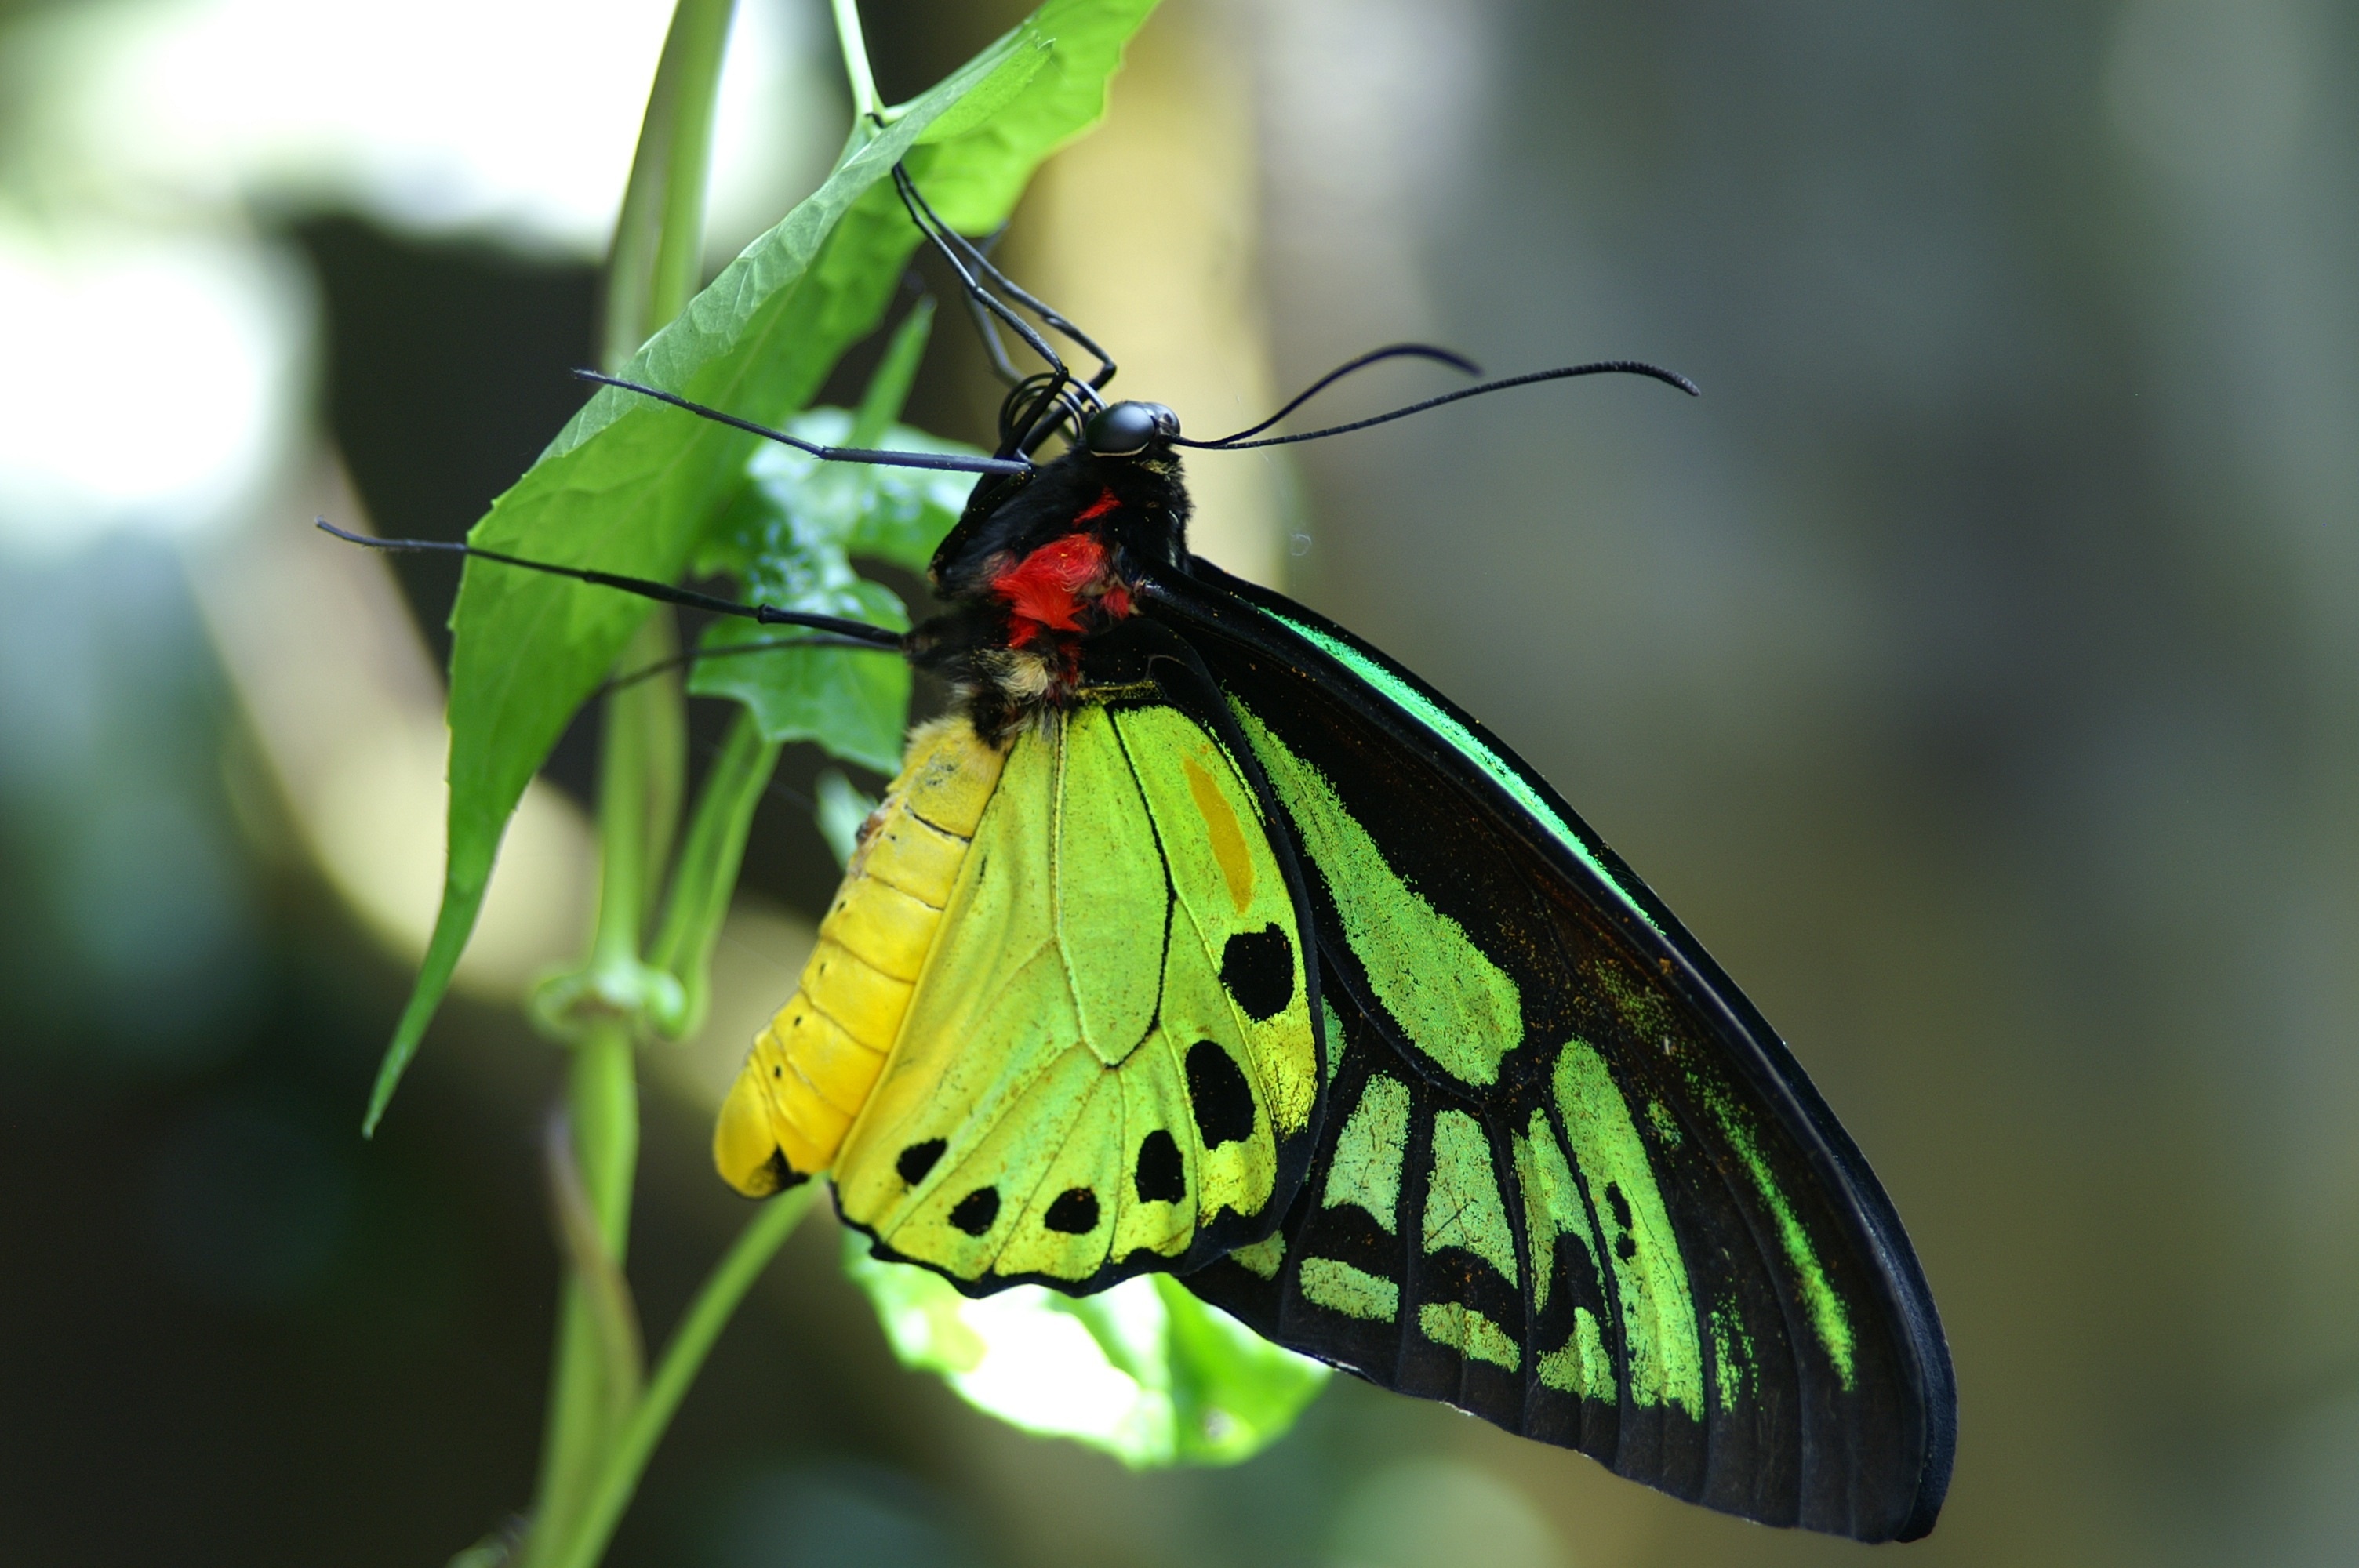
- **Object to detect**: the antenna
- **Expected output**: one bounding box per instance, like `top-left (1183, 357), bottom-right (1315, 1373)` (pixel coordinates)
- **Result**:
top-left (569, 371), bottom-right (1030, 477)
top-left (1176, 359), bottom-right (1700, 451)
top-left (314, 521), bottom-right (907, 648)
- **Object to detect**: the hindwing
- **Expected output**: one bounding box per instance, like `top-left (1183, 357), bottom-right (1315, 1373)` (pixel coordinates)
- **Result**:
top-left (1151, 562), bottom-right (1955, 1544)
top-left (834, 643), bottom-right (1324, 1296)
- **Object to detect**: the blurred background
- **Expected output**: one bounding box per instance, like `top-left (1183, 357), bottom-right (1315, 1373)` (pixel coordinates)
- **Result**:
top-left (2, 0), bottom-right (2354, 1563)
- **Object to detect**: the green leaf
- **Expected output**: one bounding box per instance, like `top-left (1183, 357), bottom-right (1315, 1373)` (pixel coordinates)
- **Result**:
top-left (685, 405), bottom-right (977, 773)
top-left (813, 769), bottom-right (879, 869)
top-left (841, 1231), bottom-right (1329, 1468)
top-left (847, 296), bottom-right (936, 448)
top-left (690, 597), bottom-right (912, 776)
top-left (722, 407), bottom-right (981, 575)
top-left (899, 0), bottom-right (1161, 232)
top-left (364, 0), bottom-right (1161, 1132)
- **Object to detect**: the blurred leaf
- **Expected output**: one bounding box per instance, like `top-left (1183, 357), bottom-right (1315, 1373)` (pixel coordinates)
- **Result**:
top-left (690, 602), bottom-right (912, 777)
top-left (724, 406), bottom-right (981, 575)
top-left (847, 296), bottom-right (936, 449)
top-left (365, 0), bottom-right (1160, 1131)
top-left (1150, 1276), bottom-right (1331, 1465)
top-left (841, 1229), bottom-right (1329, 1468)
top-left (813, 770), bottom-right (879, 869)
top-left (687, 405), bottom-right (978, 774)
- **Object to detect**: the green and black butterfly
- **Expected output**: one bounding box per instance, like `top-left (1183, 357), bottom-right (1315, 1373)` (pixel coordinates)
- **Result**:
top-left (336, 169), bottom-right (1955, 1544)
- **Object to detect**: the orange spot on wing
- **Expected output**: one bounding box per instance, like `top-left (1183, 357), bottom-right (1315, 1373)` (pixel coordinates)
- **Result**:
top-left (1183, 755), bottom-right (1256, 914)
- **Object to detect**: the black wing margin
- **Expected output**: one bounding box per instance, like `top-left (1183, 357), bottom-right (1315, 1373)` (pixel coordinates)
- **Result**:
top-left (1145, 561), bottom-right (1955, 1543)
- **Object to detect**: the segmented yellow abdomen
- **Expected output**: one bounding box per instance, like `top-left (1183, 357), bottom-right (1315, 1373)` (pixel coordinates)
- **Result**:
top-left (713, 717), bottom-right (1005, 1194)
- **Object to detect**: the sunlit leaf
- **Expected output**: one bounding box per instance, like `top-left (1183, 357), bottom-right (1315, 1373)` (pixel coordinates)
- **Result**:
top-left (813, 770), bottom-right (879, 869)
top-left (365, 0), bottom-right (1161, 1131)
top-left (841, 1230), bottom-right (1329, 1468)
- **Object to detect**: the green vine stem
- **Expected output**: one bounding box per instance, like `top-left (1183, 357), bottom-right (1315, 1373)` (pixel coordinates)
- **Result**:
top-left (521, 2), bottom-right (740, 1563)
top-left (648, 708), bottom-right (784, 1040)
top-left (830, 0), bottom-right (882, 122)
top-left (546, 1185), bottom-right (821, 1568)
top-left (526, 614), bottom-right (667, 1566)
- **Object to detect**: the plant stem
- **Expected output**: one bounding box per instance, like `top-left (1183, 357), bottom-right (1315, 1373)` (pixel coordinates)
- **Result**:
top-left (527, 4), bottom-right (737, 1559)
top-left (592, 615), bottom-right (679, 975)
top-left (831, 0), bottom-right (882, 121)
top-left (648, 708), bottom-right (783, 1040)
top-left (605, 0), bottom-right (743, 368)
top-left (529, 613), bottom-right (672, 1568)
top-left (543, 1185), bottom-right (819, 1568)
top-left (526, 1023), bottom-right (642, 1563)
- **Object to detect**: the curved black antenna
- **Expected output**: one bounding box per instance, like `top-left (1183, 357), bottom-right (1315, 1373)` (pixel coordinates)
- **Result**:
top-left (995, 373), bottom-right (1061, 452)
top-left (893, 165), bottom-right (1117, 392)
top-left (994, 370), bottom-right (1097, 463)
top-left (891, 166), bottom-right (1081, 403)
top-left (1027, 378), bottom-right (1098, 458)
top-left (1017, 379), bottom-right (1097, 460)
top-left (316, 520), bottom-right (907, 648)
top-left (572, 371), bottom-right (1030, 477)
top-left (1174, 359), bottom-right (1701, 451)
top-left (1209, 343), bottom-right (1484, 446)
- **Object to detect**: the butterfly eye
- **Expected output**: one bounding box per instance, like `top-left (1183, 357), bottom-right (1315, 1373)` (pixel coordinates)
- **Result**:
top-left (1084, 400), bottom-right (1180, 456)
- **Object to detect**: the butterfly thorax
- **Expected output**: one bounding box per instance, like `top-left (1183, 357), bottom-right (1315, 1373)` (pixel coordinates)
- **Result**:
top-left (908, 445), bottom-right (1190, 743)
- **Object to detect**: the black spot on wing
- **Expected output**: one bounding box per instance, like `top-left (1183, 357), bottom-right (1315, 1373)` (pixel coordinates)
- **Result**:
top-left (897, 1138), bottom-right (946, 1185)
top-left (1135, 1130), bottom-right (1185, 1203)
top-left (948, 1187), bottom-right (999, 1236)
top-left (1219, 924), bottom-right (1296, 1021)
top-left (1185, 1040), bottom-right (1256, 1148)
top-left (1044, 1187), bottom-right (1101, 1234)
top-left (1603, 1181), bottom-right (1639, 1260)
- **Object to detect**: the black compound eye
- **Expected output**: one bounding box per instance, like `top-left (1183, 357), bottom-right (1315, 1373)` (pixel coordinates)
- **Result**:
top-left (1085, 401), bottom-right (1180, 456)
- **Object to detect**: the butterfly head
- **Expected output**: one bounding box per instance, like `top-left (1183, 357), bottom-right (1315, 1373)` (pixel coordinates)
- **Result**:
top-left (927, 401), bottom-right (1191, 597)
top-left (1081, 400), bottom-right (1180, 457)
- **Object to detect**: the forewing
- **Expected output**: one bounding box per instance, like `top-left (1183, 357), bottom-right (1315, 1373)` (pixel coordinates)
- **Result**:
top-left (834, 664), bottom-right (1321, 1296)
top-left (1154, 563), bottom-right (1954, 1544)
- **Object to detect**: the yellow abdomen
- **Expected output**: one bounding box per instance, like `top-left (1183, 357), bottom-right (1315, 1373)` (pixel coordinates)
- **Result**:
top-left (713, 717), bottom-right (1005, 1194)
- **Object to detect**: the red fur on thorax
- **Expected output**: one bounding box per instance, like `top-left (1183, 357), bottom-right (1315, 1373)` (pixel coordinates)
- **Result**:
top-left (991, 517), bottom-right (1133, 648)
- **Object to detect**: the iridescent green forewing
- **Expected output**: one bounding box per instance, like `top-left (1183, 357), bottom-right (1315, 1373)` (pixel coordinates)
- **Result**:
top-left (1148, 563), bottom-right (1955, 1544)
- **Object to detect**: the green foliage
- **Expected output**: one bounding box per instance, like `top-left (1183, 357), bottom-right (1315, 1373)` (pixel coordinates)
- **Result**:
top-left (685, 404), bottom-right (975, 774)
top-left (813, 769), bottom-right (879, 869)
top-left (367, 0), bottom-right (1160, 1132)
top-left (841, 1230), bottom-right (1330, 1468)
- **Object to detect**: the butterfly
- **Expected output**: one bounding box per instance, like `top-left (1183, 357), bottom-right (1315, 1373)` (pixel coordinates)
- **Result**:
top-left (341, 172), bottom-right (1955, 1543)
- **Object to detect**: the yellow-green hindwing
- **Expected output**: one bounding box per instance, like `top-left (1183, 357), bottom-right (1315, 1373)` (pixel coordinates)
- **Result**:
top-left (832, 699), bottom-right (1318, 1292)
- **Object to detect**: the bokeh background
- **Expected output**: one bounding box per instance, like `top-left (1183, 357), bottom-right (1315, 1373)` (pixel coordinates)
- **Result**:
top-left (2, 1), bottom-right (2355, 1564)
